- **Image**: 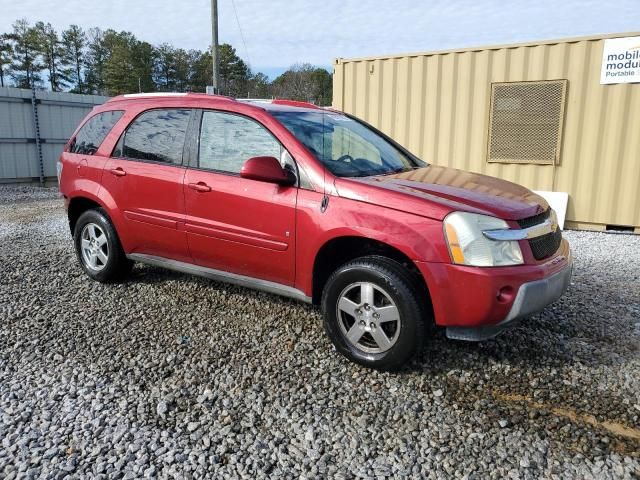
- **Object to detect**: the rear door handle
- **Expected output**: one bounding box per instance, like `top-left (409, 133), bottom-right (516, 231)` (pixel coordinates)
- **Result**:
top-left (110, 167), bottom-right (126, 177)
top-left (188, 182), bottom-right (212, 193)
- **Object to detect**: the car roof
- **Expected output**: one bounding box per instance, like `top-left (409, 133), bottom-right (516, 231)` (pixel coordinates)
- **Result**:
top-left (105, 93), bottom-right (329, 114)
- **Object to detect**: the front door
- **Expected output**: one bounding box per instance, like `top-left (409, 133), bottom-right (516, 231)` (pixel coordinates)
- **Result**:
top-left (101, 108), bottom-right (192, 262)
top-left (184, 110), bottom-right (297, 286)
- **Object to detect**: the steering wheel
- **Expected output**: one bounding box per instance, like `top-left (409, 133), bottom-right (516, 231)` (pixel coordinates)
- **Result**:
top-left (336, 154), bottom-right (354, 163)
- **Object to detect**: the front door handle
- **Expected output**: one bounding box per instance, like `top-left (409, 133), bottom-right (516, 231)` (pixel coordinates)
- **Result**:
top-left (188, 182), bottom-right (212, 193)
top-left (110, 167), bottom-right (126, 177)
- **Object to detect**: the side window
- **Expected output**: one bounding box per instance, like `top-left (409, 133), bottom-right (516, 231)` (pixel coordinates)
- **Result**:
top-left (120, 109), bottom-right (191, 164)
top-left (199, 111), bottom-right (282, 174)
top-left (70, 110), bottom-right (123, 155)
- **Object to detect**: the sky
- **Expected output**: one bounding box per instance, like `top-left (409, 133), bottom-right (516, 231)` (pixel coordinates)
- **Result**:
top-left (1, 0), bottom-right (638, 79)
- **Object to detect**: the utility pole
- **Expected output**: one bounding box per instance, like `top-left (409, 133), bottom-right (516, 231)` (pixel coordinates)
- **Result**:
top-left (210, 0), bottom-right (219, 94)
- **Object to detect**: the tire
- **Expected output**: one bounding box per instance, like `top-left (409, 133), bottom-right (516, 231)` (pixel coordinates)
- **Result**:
top-left (321, 255), bottom-right (428, 371)
top-left (73, 208), bottom-right (132, 283)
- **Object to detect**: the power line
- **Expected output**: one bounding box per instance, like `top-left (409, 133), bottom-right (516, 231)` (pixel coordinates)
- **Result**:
top-left (230, 0), bottom-right (252, 69)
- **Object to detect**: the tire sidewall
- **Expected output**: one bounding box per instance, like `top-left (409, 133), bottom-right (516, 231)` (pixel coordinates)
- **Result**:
top-left (322, 262), bottom-right (422, 370)
top-left (73, 209), bottom-right (124, 282)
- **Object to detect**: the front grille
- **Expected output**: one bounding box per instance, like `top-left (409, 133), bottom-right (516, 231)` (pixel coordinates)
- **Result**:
top-left (517, 209), bottom-right (562, 260)
top-left (528, 228), bottom-right (562, 260)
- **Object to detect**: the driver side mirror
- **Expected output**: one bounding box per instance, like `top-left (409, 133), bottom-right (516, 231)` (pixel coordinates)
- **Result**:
top-left (240, 156), bottom-right (296, 186)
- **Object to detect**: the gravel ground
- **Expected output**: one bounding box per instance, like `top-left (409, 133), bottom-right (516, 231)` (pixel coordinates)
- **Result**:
top-left (1, 185), bottom-right (639, 479)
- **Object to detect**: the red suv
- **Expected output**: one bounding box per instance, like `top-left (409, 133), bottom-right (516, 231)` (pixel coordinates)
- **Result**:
top-left (58, 93), bottom-right (572, 370)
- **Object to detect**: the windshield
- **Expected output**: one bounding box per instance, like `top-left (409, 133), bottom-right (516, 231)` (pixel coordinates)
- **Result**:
top-left (270, 110), bottom-right (424, 177)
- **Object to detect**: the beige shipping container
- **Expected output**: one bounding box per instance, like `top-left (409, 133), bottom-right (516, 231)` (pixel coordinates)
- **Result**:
top-left (332, 32), bottom-right (640, 232)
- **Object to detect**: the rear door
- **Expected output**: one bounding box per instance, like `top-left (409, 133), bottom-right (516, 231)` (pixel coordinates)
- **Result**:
top-left (183, 109), bottom-right (298, 285)
top-left (101, 108), bottom-right (193, 262)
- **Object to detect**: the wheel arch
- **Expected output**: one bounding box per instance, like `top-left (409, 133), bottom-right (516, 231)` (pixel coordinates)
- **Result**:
top-left (67, 195), bottom-right (107, 234)
top-left (311, 235), bottom-right (432, 314)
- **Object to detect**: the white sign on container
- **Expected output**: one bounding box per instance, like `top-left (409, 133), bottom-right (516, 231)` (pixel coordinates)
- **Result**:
top-left (600, 36), bottom-right (640, 84)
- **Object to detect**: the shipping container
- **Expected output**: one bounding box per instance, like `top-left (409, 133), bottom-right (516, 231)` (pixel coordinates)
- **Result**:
top-left (333, 32), bottom-right (640, 233)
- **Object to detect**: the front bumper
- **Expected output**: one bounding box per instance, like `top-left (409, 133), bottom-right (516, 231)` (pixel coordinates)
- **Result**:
top-left (445, 258), bottom-right (573, 340)
top-left (416, 239), bottom-right (572, 340)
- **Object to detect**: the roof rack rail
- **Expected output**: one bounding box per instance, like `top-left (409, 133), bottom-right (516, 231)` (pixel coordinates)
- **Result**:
top-left (271, 99), bottom-right (322, 109)
top-left (238, 98), bottom-right (322, 109)
top-left (107, 92), bottom-right (236, 103)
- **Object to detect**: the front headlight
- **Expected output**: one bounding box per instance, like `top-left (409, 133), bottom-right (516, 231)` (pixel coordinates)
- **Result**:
top-left (443, 212), bottom-right (523, 266)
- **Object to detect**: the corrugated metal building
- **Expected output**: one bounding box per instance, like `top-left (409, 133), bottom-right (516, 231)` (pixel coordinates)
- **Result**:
top-left (0, 87), bottom-right (108, 183)
top-left (332, 32), bottom-right (640, 233)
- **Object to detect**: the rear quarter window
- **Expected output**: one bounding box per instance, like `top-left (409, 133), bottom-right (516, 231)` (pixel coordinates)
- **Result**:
top-left (70, 110), bottom-right (124, 155)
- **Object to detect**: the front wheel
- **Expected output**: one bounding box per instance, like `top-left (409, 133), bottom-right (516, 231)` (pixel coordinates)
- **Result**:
top-left (321, 256), bottom-right (428, 371)
top-left (73, 209), bottom-right (132, 283)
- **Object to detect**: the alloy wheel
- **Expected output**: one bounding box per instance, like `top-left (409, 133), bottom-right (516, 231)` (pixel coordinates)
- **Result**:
top-left (336, 282), bottom-right (401, 354)
top-left (80, 222), bottom-right (109, 272)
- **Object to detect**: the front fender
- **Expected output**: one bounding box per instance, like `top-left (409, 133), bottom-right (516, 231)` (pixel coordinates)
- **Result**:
top-left (294, 191), bottom-right (449, 296)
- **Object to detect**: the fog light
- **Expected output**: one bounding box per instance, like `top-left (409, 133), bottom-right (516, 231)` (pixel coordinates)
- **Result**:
top-left (496, 286), bottom-right (515, 303)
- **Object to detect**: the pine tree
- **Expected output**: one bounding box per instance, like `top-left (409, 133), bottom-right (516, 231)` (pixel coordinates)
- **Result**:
top-left (101, 30), bottom-right (135, 95)
top-left (218, 44), bottom-right (249, 97)
top-left (84, 27), bottom-right (107, 95)
top-left (132, 40), bottom-right (155, 93)
top-left (0, 35), bottom-right (12, 87)
top-left (1, 17), bottom-right (329, 99)
top-left (62, 25), bottom-right (86, 93)
top-left (247, 71), bottom-right (271, 98)
top-left (188, 49), bottom-right (211, 93)
top-left (6, 19), bottom-right (44, 89)
top-left (35, 21), bottom-right (70, 91)
top-left (173, 49), bottom-right (190, 92)
top-left (154, 43), bottom-right (176, 91)
top-left (100, 31), bottom-right (155, 95)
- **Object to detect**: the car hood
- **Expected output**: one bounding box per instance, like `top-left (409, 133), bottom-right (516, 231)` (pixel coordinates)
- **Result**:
top-left (336, 165), bottom-right (549, 221)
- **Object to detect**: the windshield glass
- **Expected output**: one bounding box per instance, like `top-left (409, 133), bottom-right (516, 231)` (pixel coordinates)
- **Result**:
top-left (270, 110), bottom-right (423, 177)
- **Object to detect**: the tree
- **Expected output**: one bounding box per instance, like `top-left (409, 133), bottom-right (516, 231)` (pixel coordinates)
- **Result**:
top-left (6, 19), bottom-right (44, 89)
top-left (309, 67), bottom-right (332, 106)
top-left (0, 35), bottom-right (12, 87)
top-left (188, 49), bottom-right (211, 93)
top-left (131, 40), bottom-right (155, 93)
top-left (186, 44), bottom-right (251, 95)
top-left (155, 47), bottom-right (192, 92)
top-left (218, 43), bottom-right (249, 97)
top-left (154, 43), bottom-right (176, 91)
top-left (173, 48), bottom-right (191, 92)
top-left (35, 21), bottom-right (70, 91)
top-left (1, 17), bottom-right (324, 99)
top-left (272, 63), bottom-right (332, 105)
top-left (84, 27), bottom-right (107, 94)
top-left (62, 25), bottom-right (86, 93)
top-left (102, 30), bottom-right (137, 95)
top-left (100, 30), bottom-right (155, 95)
top-left (247, 71), bottom-right (271, 98)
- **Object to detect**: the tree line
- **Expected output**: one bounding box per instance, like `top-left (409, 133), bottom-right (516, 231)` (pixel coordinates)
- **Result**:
top-left (0, 19), bottom-right (332, 105)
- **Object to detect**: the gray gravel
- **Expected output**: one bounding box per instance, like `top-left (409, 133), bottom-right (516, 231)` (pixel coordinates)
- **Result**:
top-left (1, 185), bottom-right (639, 479)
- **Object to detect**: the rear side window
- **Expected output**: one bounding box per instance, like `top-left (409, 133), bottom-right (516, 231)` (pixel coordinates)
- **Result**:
top-left (70, 110), bottom-right (123, 155)
top-left (199, 111), bottom-right (282, 173)
top-left (119, 109), bottom-right (191, 164)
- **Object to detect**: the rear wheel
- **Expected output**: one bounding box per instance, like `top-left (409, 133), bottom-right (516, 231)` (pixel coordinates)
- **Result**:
top-left (322, 256), bottom-right (428, 371)
top-left (73, 209), bottom-right (132, 282)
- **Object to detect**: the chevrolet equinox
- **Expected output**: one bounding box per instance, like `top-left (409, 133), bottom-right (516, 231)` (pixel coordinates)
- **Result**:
top-left (58, 93), bottom-right (572, 370)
